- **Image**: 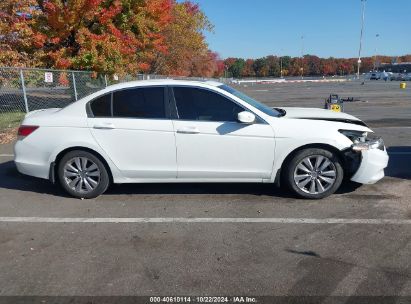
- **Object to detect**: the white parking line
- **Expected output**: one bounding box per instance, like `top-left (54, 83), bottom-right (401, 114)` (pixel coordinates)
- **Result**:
top-left (0, 217), bottom-right (410, 224)
top-left (0, 154), bottom-right (13, 157)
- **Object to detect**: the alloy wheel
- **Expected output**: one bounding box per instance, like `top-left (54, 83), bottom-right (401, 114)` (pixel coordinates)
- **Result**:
top-left (293, 155), bottom-right (337, 194)
top-left (63, 157), bottom-right (101, 194)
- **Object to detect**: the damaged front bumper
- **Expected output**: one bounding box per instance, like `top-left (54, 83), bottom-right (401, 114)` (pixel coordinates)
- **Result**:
top-left (349, 138), bottom-right (389, 184)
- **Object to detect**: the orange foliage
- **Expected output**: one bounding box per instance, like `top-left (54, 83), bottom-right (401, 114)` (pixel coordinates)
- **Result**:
top-left (0, 0), bottom-right (218, 76)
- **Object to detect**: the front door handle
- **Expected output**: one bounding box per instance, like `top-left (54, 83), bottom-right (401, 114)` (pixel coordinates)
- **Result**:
top-left (176, 127), bottom-right (200, 134)
top-left (93, 123), bottom-right (116, 130)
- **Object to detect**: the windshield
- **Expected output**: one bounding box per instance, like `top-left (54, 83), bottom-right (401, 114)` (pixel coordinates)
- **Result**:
top-left (218, 84), bottom-right (280, 117)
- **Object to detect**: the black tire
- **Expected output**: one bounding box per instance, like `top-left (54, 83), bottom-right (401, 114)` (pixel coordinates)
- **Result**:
top-left (283, 148), bottom-right (344, 199)
top-left (58, 150), bottom-right (110, 199)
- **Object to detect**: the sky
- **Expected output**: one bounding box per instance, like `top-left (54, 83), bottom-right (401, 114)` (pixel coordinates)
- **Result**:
top-left (192, 0), bottom-right (411, 59)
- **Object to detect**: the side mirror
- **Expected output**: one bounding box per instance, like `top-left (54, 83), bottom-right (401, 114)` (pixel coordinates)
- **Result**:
top-left (237, 111), bottom-right (256, 124)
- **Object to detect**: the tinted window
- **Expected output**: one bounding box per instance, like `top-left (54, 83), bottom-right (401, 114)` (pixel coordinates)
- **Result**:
top-left (113, 87), bottom-right (165, 119)
top-left (90, 94), bottom-right (111, 117)
top-left (173, 87), bottom-right (243, 122)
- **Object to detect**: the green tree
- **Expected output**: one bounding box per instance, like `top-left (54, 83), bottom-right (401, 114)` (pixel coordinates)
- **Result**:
top-left (266, 55), bottom-right (280, 77)
top-left (253, 57), bottom-right (268, 77)
top-left (228, 58), bottom-right (245, 78)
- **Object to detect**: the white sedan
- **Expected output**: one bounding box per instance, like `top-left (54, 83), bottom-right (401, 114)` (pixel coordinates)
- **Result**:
top-left (14, 80), bottom-right (389, 199)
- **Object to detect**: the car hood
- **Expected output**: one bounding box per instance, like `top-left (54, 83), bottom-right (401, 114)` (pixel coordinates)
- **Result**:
top-left (278, 107), bottom-right (367, 127)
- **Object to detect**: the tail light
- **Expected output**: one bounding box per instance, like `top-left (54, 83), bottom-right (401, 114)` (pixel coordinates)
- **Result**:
top-left (18, 125), bottom-right (39, 137)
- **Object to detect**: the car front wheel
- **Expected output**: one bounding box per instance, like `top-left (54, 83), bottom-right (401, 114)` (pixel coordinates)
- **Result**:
top-left (58, 150), bottom-right (110, 199)
top-left (284, 148), bottom-right (344, 199)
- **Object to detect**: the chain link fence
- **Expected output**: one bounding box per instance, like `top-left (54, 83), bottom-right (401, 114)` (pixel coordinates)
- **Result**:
top-left (0, 67), bottom-right (222, 136)
top-left (0, 67), bottom-right (108, 134)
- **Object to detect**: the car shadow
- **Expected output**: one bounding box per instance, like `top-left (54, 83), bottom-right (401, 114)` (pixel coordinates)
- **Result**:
top-left (107, 182), bottom-right (293, 197)
top-left (0, 160), bottom-right (294, 198)
top-left (0, 160), bottom-right (69, 197)
top-left (335, 180), bottom-right (362, 194)
top-left (386, 146), bottom-right (411, 180)
top-left (0, 160), bottom-right (365, 198)
top-left (107, 181), bottom-right (361, 197)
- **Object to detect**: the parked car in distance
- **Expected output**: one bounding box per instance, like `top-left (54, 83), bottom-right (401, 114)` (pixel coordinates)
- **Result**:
top-left (390, 73), bottom-right (409, 81)
top-left (370, 72), bottom-right (381, 80)
top-left (14, 80), bottom-right (389, 199)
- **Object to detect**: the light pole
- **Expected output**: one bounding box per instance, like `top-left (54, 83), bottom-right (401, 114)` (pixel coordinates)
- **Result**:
top-left (373, 34), bottom-right (380, 71)
top-left (280, 48), bottom-right (284, 78)
top-left (301, 35), bottom-right (304, 79)
top-left (357, 0), bottom-right (366, 79)
top-left (280, 56), bottom-right (283, 78)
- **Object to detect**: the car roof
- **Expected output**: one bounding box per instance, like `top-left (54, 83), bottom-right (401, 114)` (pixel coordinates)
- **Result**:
top-left (60, 79), bottom-right (227, 115)
top-left (104, 79), bottom-right (224, 91)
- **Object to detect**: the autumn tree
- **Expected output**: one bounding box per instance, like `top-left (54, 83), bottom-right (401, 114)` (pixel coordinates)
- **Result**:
top-left (280, 56), bottom-right (291, 76)
top-left (266, 55), bottom-right (280, 77)
top-left (305, 55), bottom-right (321, 75)
top-left (0, 0), bottom-right (42, 67)
top-left (0, 0), bottom-right (216, 76)
top-left (223, 57), bottom-right (236, 77)
top-left (253, 57), bottom-right (269, 77)
top-left (242, 59), bottom-right (255, 77)
top-left (150, 1), bottom-right (214, 76)
top-left (399, 55), bottom-right (411, 63)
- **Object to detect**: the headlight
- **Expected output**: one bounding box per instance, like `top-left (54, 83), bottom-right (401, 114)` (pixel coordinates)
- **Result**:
top-left (339, 129), bottom-right (385, 151)
top-left (338, 130), bottom-right (367, 143)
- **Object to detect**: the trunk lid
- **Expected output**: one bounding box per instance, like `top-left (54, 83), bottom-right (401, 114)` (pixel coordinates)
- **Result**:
top-left (24, 108), bottom-right (61, 119)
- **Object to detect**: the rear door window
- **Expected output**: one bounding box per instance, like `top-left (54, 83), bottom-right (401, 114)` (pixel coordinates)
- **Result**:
top-left (112, 87), bottom-right (166, 119)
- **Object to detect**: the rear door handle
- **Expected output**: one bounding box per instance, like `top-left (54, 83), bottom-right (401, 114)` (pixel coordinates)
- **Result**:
top-left (93, 123), bottom-right (116, 130)
top-left (176, 127), bottom-right (200, 134)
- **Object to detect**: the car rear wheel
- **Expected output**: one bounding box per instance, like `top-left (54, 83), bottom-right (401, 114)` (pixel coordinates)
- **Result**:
top-left (58, 150), bottom-right (110, 199)
top-left (283, 148), bottom-right (344, 199)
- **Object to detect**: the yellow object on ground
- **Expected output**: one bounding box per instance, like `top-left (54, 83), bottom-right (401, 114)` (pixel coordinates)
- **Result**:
top-left (400, 82), bottom-right (406, 89)
top-left (330, 104), bottom-right (342, 112)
